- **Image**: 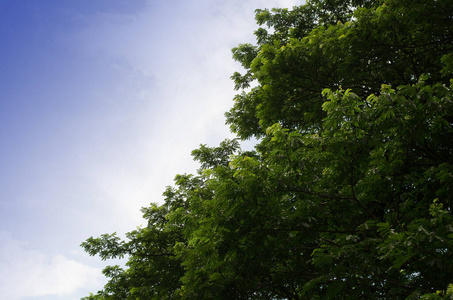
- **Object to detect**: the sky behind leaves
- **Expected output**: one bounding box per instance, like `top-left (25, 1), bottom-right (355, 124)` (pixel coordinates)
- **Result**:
top-left (0, 0), bottom-right (299, 298)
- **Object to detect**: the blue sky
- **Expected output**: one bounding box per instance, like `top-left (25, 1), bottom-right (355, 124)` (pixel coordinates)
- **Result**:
top-left (0, 0), bottom-right (299, 299)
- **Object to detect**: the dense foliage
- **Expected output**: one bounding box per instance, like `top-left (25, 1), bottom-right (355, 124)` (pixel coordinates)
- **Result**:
top-left (82, 0), bottom-right (453, 299)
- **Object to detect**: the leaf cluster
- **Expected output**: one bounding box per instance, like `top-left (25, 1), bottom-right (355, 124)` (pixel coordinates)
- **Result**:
top-left (227, 0), bottom-right (453, 139)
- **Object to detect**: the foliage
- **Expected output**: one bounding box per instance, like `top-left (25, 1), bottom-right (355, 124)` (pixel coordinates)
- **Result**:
top-left (82, 0), bottom-right (453, 299)
top-left (227, 0), bottom-right (452, 139)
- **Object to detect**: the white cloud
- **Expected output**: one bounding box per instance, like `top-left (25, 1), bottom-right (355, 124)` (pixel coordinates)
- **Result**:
top-left (0, 231), bottom-right (102, 300)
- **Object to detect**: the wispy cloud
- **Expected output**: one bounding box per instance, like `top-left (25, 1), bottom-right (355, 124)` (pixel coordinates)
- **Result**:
top-left (0, 231), bottom-right (102, 299)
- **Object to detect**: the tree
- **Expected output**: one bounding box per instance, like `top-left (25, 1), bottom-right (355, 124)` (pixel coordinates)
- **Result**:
top-left (227, 0), bottom-right (452, 139)
top-left (82, 0), bottom-right (453, 299)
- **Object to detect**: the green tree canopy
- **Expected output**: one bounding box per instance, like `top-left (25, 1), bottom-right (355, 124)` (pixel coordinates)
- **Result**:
top-left (227, 0), bottom-right (452, 139)
top-left (82, 0), bottom-right (453, 299)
